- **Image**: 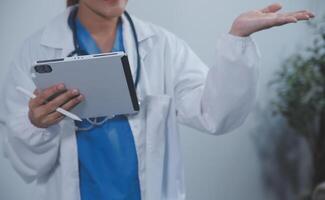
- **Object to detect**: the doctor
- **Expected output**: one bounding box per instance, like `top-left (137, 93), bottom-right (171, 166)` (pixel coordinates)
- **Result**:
top-left (3, 0), bottom-right (313, 200)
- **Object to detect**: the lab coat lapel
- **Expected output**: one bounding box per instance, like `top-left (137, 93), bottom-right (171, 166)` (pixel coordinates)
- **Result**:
top-left (40, 7), bottom-right (75, 57)
top-left (121, 13), bottom-right (154, 87)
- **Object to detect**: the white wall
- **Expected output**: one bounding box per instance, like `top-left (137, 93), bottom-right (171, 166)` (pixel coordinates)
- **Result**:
top-left (0, 0), bottom-right (324, 199)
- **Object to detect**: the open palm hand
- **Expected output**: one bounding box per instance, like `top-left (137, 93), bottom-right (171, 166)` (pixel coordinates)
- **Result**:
top-left (229, 3), bottom-right (315, 37)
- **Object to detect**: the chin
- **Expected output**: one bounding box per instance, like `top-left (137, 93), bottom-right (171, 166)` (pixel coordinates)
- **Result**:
top-left (84, 0), bottom-right (127, 18)
top-left (101, 7), bottom-right (125, 18)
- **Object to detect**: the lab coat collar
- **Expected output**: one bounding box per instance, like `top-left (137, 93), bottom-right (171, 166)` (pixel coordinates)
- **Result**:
top-left (40, 6), bottom-right (156, 51)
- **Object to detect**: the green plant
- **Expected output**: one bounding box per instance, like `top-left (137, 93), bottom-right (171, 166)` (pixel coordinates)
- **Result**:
top-left (271, 18), bottom-right (325, 188)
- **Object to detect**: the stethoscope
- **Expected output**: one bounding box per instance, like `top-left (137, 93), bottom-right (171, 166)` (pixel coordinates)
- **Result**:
top-left (67, 7), bottom-right (141, 131)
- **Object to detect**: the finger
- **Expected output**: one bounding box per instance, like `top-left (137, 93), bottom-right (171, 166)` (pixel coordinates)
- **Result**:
top-left (29, 106), bottom-right (47, 123)
top-left (33, 88), bottom-right (41, 96)
top-left (43, 89), bottom-right (80, 114)
top-left (274, 16), bottom-right (298, 26)
top-left (291, 13), bottom-right (310, 21)
top-left (44, 94), bottom-right (84, 123)
top-left (291, 10), bottom-right (315, 18)
top-left (30, 83), bottom-right (65, 108)
top-left (283, 11), bottom-right (315, 20)
top-left (29, 89), bottom-right (41, 108)
top-left (261, 3), bottom-right (282, 13)
top-left (262, 15), bottom-right (297, 30)
top-left (60, 94), bottom-right (84, 111)
top-left (29, 89), bottom-right (42, 109)
top-left (41, 115), bottom-right (65, 128)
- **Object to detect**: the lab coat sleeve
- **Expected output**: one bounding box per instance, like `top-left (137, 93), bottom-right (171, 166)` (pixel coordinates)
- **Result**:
top-left (174, 34), bottom-right (260, 135)
top-left (3, 40), bottom-right (61, 183)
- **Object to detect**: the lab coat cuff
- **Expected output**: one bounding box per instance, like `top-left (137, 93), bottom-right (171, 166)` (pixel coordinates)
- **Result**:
top-left (7, 112), bottom-right (61, 142)
top-left (26, 120), bottom-right (61, 144)
top-left (42, 124), bottom-right (61, 136)
top-left (216, 33), bottom-right (261, 67)
top-left (225, 33), bottom-right (252, 41)
top-left (222, 33), bottom-right (257, 54)
top-left (28, 121), bottom-right (61, 139)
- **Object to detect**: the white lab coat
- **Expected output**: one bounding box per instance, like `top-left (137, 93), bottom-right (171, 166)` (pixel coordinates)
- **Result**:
top-left (3, 7), bottom-right (260, 200)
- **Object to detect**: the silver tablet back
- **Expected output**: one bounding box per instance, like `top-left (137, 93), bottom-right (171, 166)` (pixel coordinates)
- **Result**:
top-left (32, 52), bottom-right (139, 119)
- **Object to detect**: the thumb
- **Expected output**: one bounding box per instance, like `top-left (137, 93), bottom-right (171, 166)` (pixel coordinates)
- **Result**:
top-left (261, 3), bottom-right (282, 13)
top-left (33, 88), bottom-right (41, 96)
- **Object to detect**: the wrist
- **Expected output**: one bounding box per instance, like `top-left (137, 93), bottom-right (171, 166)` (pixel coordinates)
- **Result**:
top-left (229, 27), bottom-right (250, 38)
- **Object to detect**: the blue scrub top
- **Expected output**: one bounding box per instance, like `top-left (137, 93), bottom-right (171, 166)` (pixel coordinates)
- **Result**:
top-left (73, 17), bottom-right (141, 200)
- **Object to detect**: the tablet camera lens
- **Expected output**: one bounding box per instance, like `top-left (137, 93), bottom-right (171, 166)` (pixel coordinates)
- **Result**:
top-left (35, 65), bottom-right (52, 73)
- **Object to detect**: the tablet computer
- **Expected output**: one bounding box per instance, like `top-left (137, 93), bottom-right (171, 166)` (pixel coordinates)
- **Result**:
top-left (31, 52), bottom-right (139, 119)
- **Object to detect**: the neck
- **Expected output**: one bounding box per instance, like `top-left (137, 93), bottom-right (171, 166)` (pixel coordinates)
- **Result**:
top-left (77, 3), bottom-right (119, 52)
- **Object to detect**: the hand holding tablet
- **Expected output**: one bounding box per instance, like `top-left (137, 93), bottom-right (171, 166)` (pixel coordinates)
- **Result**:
top-left (16, 85), bottom-right (83, 125)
